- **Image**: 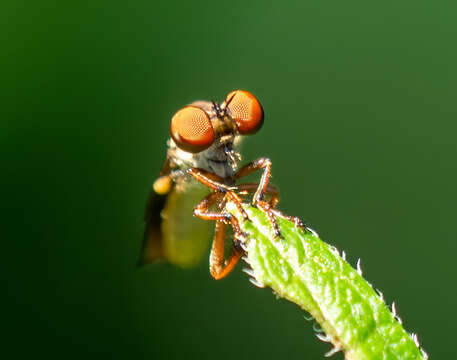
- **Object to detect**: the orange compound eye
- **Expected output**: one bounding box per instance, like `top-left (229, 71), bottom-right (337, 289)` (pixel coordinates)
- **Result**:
top-left (170, 106), bottom-right (215, 153)
top-left (225, 90), bottom-right (264, 135)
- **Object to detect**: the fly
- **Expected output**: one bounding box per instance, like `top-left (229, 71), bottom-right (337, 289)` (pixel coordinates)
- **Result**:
top-left (138, 90), bottom-right (280, 279)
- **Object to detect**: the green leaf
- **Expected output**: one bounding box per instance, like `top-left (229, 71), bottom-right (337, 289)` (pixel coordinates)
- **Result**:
top-left (226, 203), bottom-right (427, 360)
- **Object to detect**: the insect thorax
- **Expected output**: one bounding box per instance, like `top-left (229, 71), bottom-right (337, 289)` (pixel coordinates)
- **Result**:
top-left (168, 136), bottom-right (243, 182)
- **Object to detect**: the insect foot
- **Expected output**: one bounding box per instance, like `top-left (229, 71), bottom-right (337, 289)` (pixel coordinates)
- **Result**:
top-left (271, 208), bottom-right (306, 232)
top-left (255, 200), bottom-right (282, 239)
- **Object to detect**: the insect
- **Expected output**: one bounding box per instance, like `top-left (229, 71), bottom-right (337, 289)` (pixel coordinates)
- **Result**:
top-left (138, 90), bottom-right (281, 279)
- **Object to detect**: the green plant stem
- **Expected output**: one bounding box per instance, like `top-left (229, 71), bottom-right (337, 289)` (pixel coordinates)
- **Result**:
top-left (226, 203), bottom-right (427, 360)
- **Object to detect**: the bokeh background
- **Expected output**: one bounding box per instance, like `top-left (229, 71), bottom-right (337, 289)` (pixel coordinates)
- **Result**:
top-left (3, 0), bottom-right (456, 359)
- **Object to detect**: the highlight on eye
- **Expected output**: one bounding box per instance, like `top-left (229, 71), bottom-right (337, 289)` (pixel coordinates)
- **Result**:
top-left (225, 90), bottom-right (264, 135)
top-left (170, 106), bottom-right (215, 153)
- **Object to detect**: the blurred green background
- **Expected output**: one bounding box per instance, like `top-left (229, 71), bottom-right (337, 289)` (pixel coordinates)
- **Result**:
top-left (2, 0), bottom-right (456, 359)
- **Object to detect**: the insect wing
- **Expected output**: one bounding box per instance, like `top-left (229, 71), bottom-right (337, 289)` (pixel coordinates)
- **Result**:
top-left (138, 188), bottom-right (168, 266)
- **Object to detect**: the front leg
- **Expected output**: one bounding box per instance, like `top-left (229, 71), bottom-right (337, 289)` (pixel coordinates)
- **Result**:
top-left (235, 158), bottom-right (281, 238)
top-left (237, 183), bottom-right (280, 208)
top-left (187, 167), bottom-right (249, 220)
top-left (187, 167), bottom-right (236, 193)
top-left (193, 192), bottom-right (244, 279)
top-left (234, 157), bottom-right (272, 205)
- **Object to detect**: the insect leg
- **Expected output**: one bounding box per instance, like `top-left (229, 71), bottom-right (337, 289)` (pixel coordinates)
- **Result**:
top-left (236, 183), bottom-right (280, 208)
top-left (256, 200), bottom-right (281, 238)
top-left (235, 159), bottom-right (281, 238)
top-left (193, 192), bottom-right (245, 241)
top-left (234, 157), bottom-right (272, 204)
top-left (187, 168), bottom-right (236, 192)
top-left (193, 192), bottom-right (244, 279)
top-left (270, 208), bottom-right (306, 231)
top-left (209, 222), bottom-right (242, 280)
top-left (188, 167), bottom-right (248, 219)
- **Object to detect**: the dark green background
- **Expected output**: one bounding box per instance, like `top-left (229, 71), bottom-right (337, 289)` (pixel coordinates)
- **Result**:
top-left (3, 0), bottom-right (456, 359)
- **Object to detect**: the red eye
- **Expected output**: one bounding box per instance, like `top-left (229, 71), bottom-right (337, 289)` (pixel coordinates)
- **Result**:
top-left (225, 90), bottom-right (264, 135)
top-left (170, 106), bottom-right (215, 153)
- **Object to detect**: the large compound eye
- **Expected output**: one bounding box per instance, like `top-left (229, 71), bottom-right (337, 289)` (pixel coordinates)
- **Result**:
top-left (170, 106), bottom-right (215, 153)
top-left (225, 90), bottom-right (264, 135)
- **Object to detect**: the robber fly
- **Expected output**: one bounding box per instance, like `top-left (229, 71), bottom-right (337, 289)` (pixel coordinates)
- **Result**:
top-left (139, 90), bottom-right (281, 279)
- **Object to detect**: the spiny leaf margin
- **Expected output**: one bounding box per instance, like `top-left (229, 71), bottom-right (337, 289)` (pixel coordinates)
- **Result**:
top-left (227, 203), bottom-right (427, 360)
